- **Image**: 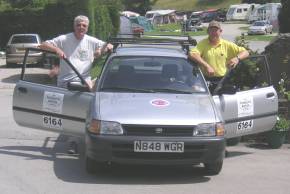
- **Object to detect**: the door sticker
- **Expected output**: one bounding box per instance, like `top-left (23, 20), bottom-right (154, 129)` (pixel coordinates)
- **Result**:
top-left (237, 95), bottom-right (253, 117)
top-left (42, 91), bottom-right (64, 114)
top-left (237, 120), bottom-right (253, 133)
top-left (150, 99), bottom-right (170, 107)
top-left (43, 115), bottom-right (63, 129)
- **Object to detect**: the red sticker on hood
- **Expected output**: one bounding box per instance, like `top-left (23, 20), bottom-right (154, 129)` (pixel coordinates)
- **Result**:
top-left (150, 99), bottom-right (170, 107)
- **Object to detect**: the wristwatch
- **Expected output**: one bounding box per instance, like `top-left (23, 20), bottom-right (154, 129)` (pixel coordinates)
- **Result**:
top-left (236, 55), bottom-right (240, 62)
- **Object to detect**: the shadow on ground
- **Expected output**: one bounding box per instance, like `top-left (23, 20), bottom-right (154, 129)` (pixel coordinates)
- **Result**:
top-left (0, 134), bottom-right (213, 184)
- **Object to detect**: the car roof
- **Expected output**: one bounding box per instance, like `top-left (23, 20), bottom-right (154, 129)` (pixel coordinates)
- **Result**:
top-left (11, 33), bottom-right (40, 37)
top-left (112, 46), bottom-right (188, 58)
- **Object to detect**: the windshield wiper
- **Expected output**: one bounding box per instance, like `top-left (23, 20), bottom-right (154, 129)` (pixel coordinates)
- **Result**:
top-left (100, 87), bottom-right (155, 93)
top-left (150, 88), bottom-right (193, 94)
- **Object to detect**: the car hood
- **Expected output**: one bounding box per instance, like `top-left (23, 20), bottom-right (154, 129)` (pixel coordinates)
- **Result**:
top-left (95, 92), bottom-right (218, 125)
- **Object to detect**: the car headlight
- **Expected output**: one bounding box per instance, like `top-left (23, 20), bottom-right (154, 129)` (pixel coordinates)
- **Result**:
top-left (88, 119), bottom-right (123, 135)
top-left (193, 123), bottom-right (224, 136)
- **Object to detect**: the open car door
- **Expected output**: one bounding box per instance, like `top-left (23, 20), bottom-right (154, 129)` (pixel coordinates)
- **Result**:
top-left (213, 55), bottom-right (278, 139)
top-left (12, 48), bottom-right (94, 137)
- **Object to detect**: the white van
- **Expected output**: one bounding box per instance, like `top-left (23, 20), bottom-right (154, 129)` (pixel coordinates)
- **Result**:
top-left (226, 4), bottom-right (258, 21)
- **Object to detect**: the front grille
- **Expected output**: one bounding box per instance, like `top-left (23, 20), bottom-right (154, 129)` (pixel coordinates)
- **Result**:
top-left (123, 125), bottom-right (195, 137)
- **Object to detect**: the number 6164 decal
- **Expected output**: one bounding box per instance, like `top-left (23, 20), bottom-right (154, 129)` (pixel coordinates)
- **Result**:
top-left (237, 120), bottom-right (253, 133)
top-left (43, 115), bottom-right (63, 129)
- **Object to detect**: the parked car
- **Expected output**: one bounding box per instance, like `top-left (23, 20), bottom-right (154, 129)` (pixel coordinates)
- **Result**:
top-left (12, 37), bottom-right (278, 175)
top-left (131, 23), bottom-right (145, 35)
top-left (6, 33), bottom-right (42, 67)
top-left (0, 51), bottom-right (5, 58)
top-left (186, 11), bottom-right (203, 31)
top-left (248, 20), bottom-right (273, 35)
top-left (201, 9), bottom-right (226, 23)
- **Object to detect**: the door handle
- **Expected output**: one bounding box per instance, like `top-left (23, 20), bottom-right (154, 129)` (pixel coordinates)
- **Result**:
top-left (266, 92), bottom-right (274, 98)
top-left (18, 87), bottom-right (27, 93)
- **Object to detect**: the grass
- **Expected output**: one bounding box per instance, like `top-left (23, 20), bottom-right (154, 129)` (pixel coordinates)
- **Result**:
top-left (145, 23), bottom-right (207, 36)
top-left (244, 34), bottom-right (277, 41)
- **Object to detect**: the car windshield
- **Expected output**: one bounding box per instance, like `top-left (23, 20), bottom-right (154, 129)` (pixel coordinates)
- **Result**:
top-left (99, 56), bottom-right (207, 94)
top-left (253, 22), bottom-right (265, 26)
top-left (11, 35), bottom-right (38, 44)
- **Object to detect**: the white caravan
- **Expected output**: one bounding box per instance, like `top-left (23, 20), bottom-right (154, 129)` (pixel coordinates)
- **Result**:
top-left (226, 4), bottom-right (258, 21)
top-left (145, 10), bottom-right (176, 25)
top-left (248, 3), bottom-right (281, 23)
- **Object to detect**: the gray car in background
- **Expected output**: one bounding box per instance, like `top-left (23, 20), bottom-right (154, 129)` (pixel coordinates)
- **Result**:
top-left (12, 37), bottom-right (278, 176)
top-left (6, 33), bottom-right (42, 67)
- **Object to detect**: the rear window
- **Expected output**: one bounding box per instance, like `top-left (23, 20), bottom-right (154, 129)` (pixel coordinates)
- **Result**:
top-left (11, 35), bottom-right (38, 44)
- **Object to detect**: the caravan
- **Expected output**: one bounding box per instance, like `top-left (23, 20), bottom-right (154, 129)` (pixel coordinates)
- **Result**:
top-left (248, 3), bottom-right (281, 23)
top-left (145, 10), bottom-right (176, 25)
top-left (248, 3), bottom-right (281, 31)
top-left (226, 4), bottom-right (258, 21)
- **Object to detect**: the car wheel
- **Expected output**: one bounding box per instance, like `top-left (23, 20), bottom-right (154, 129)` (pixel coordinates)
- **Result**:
top-left (204, 160), bottom-right (223, 175)
top-left (6, 62), bottom-right (14, 68)
top-left (86, 156), bottom-right (111, 174)
top-left (226, 137), bottom-right (241, 146)
top-left (86, 156), bottom-right (97, 174)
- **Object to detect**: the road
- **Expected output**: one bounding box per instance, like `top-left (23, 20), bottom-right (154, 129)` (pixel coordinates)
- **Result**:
top-left (0, 57), bottom-right (290, 194)
top-left (194, 22), bottom-right (270, 53)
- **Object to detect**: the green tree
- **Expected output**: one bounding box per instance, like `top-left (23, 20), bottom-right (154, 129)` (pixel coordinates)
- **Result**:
top-left (122, 0), bottom-right (158, 15)
top-left (278, 0), bottom-right (290, 33)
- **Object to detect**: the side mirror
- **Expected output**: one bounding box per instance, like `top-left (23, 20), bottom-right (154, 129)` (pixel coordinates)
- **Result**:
top-left (67, 81), bottom-right (90, 92)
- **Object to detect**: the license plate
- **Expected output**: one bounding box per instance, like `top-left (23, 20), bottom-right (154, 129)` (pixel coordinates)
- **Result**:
top-left (134, 141), bottom-right (184, 153)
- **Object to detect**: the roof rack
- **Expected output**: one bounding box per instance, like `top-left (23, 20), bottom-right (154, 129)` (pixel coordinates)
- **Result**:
top-left (108, 34), bottom-right (197, 54)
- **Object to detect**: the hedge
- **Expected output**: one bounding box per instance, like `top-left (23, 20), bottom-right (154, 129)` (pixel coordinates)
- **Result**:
top-left (0, 0), bottom-right (120, 49)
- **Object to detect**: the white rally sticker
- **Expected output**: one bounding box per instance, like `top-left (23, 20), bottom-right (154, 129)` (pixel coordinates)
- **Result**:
top-left (150, 99), bottom-right (170, 107)
top-left (43, 115), bottom-right (63, 129)
top-left (237, 120), bottom-right (253, 133)
top-left (237, 95), bottom-right (253, 117)
top-left (42, 91), bottom-right (64, 114)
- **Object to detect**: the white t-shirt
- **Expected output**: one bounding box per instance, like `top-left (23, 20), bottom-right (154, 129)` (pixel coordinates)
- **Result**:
top-left (46, 33), bottom-right (105, 87)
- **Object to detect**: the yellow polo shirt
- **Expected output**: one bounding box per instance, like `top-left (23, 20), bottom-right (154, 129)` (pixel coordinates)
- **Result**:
top-left (190, 38), bottom-right (246, 77)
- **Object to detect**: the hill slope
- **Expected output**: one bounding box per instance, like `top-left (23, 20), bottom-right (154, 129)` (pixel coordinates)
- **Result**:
top-left (154, 0), bottom-right (242, 11)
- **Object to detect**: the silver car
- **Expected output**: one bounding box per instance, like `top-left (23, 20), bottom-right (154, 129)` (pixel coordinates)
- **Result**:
top-left (248, 20), bottom-right (273, 35)
top-left (6, 33), bottom-right (43, 67)
top-left (12, 38), bottom-right (278, 175)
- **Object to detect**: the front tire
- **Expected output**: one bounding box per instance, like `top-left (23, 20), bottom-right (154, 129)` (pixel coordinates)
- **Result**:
top-left (204, 160), bottom-right (223, 175)
top-left (226, 137), bottom-right (241, 146)
top-left (86, 156), bottom-right (97, 174)
top-left (85, 156), bottom-right (111, 174)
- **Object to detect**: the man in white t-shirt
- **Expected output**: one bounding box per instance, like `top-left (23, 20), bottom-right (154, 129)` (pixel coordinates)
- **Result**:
top-left (40, 15), bottom-right (113, 154)
top-left (40, 15), bottom-right (113, 89)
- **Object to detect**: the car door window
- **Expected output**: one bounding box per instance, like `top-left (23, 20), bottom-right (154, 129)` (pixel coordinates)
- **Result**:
top-left (22, 54), bottom-right (59, 87)
top-left (224, 55), bottom-right (270, 91)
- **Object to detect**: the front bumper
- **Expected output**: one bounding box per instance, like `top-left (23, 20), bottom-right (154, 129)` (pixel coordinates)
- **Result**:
top-left (86, 133), bottom-right (225, 165)
top-left (248, 30), bottom-right (266, 35)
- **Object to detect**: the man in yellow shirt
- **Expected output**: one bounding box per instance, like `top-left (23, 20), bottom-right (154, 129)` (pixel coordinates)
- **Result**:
top-left (189, 20), bottom-right (249, 82)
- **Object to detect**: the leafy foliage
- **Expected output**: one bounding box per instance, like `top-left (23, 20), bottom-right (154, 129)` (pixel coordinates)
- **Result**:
top-left (122, 0), bottom-right (158, 15)
top-left (0, 0), bottom-right (120, 48)
top-left (279, 0), bottom-right (290, 33)
top-left (274, 116), bottom-right (290, 132)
